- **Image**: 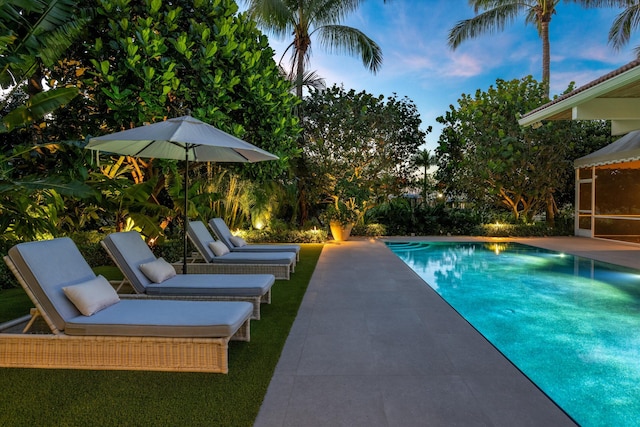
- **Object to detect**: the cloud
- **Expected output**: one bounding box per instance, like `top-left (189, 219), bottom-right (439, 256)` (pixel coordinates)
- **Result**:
top-left (580, 44), bottom-right (616, 62)
top-left (550, 67), bottom-right (618, 95)
top-left (441, 53), bottom-right (484, 77)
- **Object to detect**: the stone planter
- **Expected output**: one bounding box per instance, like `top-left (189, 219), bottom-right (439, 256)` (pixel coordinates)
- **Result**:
top-left (330, 221), bottom-right (353, 241)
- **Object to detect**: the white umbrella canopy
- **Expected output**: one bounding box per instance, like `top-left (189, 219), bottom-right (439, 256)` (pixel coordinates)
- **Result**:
top-left (86, 115), bottom-right (278, 162)
top-left (86, 115), bottom-right (278, 273)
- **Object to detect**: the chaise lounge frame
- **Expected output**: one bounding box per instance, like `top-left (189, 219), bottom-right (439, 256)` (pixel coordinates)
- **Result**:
top-left (184, 221), bottom-right (295, 280)
top-left (209, 217), bottom-right (300, 261)
top-left (101, 231), bottom-right (276, 320)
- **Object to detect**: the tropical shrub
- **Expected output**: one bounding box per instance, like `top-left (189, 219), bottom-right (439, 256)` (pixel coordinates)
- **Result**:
top-left (365, 197), bottom-right (415, 235)
top-left (237, 228), bottom-right (327, 244)
top-left (351, 223), bottom-right (386, 237)
top-left (24, 0), bottom-right (303, 236)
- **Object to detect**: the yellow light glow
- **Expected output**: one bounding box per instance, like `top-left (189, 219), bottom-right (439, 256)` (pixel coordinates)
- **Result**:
top-left (254, 221), bottom-right (264, 230)
top-left (487, 243), bottom-right (507, 255)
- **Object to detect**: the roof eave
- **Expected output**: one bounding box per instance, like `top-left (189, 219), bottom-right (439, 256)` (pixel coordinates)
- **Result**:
top-left (518, 63), bottom-right (640, 127)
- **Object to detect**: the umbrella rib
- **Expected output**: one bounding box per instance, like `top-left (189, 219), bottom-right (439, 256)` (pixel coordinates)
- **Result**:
top-left (175, 141), bottom-right (198, 161)
top-left (235, 151), bottom-right (251, 162)
top-left (133, 140), bottom-right (158, 157)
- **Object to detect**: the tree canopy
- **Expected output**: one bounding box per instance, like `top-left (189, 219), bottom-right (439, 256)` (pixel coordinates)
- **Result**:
top-left (435, 76), bottom-right (610, 223)
top-left (57, 0), bottom-right (301, 179)
top-left (302, 84), bottom-right (429, 221)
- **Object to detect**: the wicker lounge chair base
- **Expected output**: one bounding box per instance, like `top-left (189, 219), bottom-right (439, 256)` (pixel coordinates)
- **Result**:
top-left (174, 261), bottom-right (290, 280)
top-left (3, 239), bottom-right (253, 374)
top-left (0, 326), bottom-right (249, 373)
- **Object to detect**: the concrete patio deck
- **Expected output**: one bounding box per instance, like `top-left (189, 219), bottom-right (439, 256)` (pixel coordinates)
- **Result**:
top-left (254, 236), bottom-right (640, 427)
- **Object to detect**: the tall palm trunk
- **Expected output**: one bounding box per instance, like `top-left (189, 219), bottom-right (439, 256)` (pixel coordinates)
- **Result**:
top-left (296, 53), bottom-right (305, 99)
top-left (541, 19), bottom-right (551, 98)
top-left (422, 164), bottom-right (428, 202)
top-left (295, 3), bottom-right (306, 99)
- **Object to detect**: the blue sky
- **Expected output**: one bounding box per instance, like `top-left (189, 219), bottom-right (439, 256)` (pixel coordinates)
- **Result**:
top-left (240, 1), bottom-right (640, 152)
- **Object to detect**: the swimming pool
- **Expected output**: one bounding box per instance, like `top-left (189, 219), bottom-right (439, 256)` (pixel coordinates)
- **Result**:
top-left (386, 241), bottom-right (640, 427)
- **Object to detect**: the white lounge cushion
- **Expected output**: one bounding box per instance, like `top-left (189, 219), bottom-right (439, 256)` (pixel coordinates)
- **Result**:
top-left (229, 236), bottom-right (247, 247)
top-left (209, 240), bottom-right (230, 256)
top-left (63, 275), bottom-right (120, 316)
top-left (139, 257), bottom-right (176, 283)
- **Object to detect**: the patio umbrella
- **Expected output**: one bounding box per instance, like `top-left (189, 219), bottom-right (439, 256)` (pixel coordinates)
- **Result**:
top-left (86, 115), bottom-right (278, 273)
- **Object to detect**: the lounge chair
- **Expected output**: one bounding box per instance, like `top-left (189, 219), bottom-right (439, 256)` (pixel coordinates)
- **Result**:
top-left (186, 221), bottom-right (296, 280)
top-left (1, 237), bottom-right (252, 373)
top-left (209, 217), bottom-right (300, 261)
top-left (101, 231), bottom-right (275, 319)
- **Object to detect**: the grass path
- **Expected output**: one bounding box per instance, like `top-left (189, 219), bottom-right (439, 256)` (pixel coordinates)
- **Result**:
top-left (0, 244), bottom-right (323, 427)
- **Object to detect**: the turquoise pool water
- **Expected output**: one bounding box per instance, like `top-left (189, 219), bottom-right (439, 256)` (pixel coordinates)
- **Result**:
top-left (386, 241), bottom-right (640, 427)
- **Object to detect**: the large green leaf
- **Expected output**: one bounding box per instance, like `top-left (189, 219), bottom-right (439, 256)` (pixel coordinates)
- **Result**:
top-left (0, 0), bottom-right (92, 77)
top-left (0, 175), bottom-right (94, 199)
top-left (0, 87), bottom-right (79, 132)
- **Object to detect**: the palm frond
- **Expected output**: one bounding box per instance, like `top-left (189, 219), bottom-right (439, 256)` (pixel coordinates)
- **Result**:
top-left (279, 65), bottom-right (326, 93)
top-left (0, 0), bottom-right (44, 25)
top-left (316, 25), bottom-right (382, 73)
top-left (301, 69), bottom-right (326, 91)
top-left (246, 0), bottom-right (294, 38)
top-left (448, 3), bottom-right (525, 49)
top-left (0, 175), bottom-right (93, 199)
top-left (608, 4), bottom-right (640, 51)
top-left (310, 0), bottom-right (367, 26)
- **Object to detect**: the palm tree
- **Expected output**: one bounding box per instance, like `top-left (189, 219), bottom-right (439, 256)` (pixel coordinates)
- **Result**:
top-left (411, 149), bottom-right (435, 203)
top-left (448, 0), bottom-right (624, 98)
top-left (245, 0), bottom-right (383, 98)
top-left (607, 2), bottom-right (640, 56)
top-left (278, 65), bottom-right (327, 95)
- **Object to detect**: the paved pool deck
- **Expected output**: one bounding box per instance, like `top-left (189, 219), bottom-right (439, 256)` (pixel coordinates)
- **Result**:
top-left (254, 236), bottom-right (640, 427)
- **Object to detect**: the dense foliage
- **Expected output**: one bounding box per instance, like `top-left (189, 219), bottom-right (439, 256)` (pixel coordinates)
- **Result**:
top-left (1, 0), bottom-right (303, 241)
top-left (0, 0), bottom-right (625, 264)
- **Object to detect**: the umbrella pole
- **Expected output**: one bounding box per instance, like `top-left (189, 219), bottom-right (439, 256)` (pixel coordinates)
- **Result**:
top-left (183, 147), bottom-right (189, 274)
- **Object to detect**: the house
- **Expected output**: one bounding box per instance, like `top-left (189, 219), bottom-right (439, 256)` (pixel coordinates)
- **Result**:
top-left (519, 59), bottom-right (640, 244)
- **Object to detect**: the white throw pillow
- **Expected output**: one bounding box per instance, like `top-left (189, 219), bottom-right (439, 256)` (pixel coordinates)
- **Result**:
top-left (209, 240), bottom-right (230, 256)
top-left (139, 257), bottom-right (177, 283)
top-left (229, 236), bottom-right (247, 247)
top-left (63, 275), bottom-right (120, 316)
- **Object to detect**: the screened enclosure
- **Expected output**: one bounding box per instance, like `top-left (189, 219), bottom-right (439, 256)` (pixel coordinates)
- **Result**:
top-left (575, 130), bottom-right (640, 244)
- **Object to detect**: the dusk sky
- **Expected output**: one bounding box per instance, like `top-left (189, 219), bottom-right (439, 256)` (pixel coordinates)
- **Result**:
top-left (239, 1), bottom-right (640, 152)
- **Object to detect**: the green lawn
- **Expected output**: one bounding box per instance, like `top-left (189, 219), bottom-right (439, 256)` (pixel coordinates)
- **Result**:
top-left (0, 244), bottom-right (323, 427)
